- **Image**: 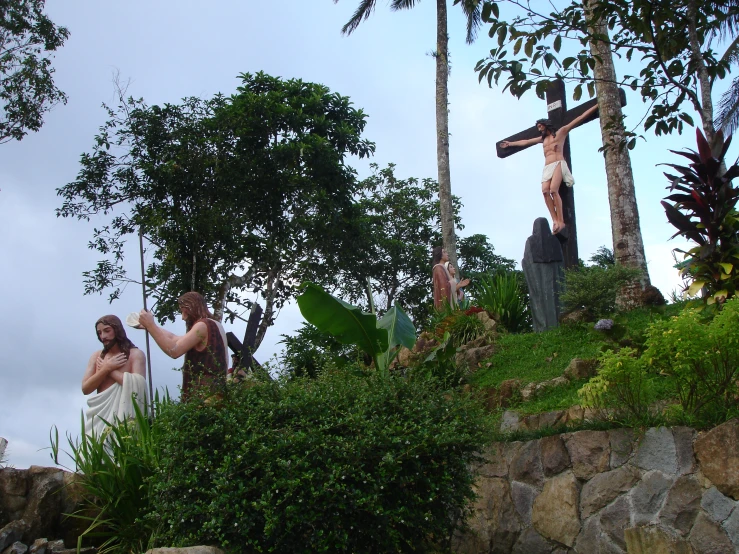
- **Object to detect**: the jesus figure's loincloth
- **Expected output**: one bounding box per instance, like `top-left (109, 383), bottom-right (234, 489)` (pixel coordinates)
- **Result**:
top-left (541, 160), bottom-right (575, 187)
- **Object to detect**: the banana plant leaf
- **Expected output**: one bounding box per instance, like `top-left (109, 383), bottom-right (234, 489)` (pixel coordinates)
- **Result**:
top-left (297, 283), bottom-right (388, 365)
top-left (377, 304), bottom-right (417, 369)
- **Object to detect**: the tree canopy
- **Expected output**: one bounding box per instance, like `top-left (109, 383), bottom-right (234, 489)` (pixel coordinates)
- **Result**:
top-left (57, 72), bottom-right (375, 350)
top-left (473, 0), bottom-right (739, 148)
top-left (0, 0), bottom-right (69, 144)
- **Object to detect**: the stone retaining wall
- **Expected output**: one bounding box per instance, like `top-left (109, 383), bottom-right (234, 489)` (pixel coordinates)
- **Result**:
top-left (454, 419), bottom-right (739, 553)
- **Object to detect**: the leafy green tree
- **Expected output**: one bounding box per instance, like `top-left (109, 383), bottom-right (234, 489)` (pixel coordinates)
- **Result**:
top-left (331, 163), bottom-right (463, 329)
top-left (57, 72), bottom-right (374, 350)
top-left (333, 0), bottom-right (485, 272)
top-left (475, 0), bottom-right (739, 148)
top-left (458, 233), bottom-right (516, 282)
top-left (0, 0), bottom-right (69, 144)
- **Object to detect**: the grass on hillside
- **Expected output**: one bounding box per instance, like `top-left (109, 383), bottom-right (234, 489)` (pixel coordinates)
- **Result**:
top-left (469, 304), bottom-right (687, 416)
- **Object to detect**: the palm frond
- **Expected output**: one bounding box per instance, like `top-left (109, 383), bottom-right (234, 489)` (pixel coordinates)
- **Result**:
top-left (457, 0), bottom-right (483, 44)
top-left (720, 35), bottom-right (739, 66)
top-left (338, 0), bottom-right (379, 35)
top-left (390, 0), bottom-right (421, 11)
top-left (716, 76), bottom-right (739, 136)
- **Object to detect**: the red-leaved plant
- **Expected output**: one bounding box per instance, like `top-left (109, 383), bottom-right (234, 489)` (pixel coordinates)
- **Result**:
top-left (661, 128), bottom-right (739, 305)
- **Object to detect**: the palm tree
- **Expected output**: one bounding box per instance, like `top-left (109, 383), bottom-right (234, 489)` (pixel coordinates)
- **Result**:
top-left (713, 1), bottom-right (739, 135)
top-left (334, 0), bottom-right (482, 272)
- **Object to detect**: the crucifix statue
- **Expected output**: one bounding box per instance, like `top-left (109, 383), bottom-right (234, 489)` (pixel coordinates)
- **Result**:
top-left (496, 79), bottom-right (626, 268)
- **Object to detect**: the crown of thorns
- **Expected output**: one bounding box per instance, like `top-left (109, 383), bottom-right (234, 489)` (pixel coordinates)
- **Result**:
top-left (536, 118), bottom-right (553, 127)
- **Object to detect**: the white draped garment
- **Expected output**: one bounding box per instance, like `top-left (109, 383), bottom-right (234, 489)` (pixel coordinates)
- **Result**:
top-left (84, 372), bottom-right (147, 438)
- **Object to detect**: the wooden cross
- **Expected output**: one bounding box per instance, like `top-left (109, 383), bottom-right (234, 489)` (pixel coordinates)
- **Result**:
top-left (226, 302), bottom-right (273, 380)
top-left (496, 79), bottom-right (626, 268)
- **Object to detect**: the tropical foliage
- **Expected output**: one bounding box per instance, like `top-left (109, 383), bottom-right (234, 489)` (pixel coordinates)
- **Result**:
top-left (662, 129), bottom-right (739, 305)
top-left (471, 272), bottom-right (531, 333)
top-left (0, 0), bottom-right (69, 144)
top-left (57, 72), bottom-right (374, 348)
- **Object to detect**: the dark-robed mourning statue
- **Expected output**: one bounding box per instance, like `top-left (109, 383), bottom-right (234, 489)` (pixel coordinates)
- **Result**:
top-left (522, 218), bottom-right (565, 332)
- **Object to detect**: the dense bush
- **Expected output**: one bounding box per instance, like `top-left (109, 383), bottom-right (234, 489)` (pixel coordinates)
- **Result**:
top-left (472, 272), bottom-right (531, 333)
top-left (279, 322), bottom-right (358, 378)
top-left (644, 299), bottom-right (739, 423)
top-left (578, 299), bottom-right (739, 426)
top-left (561, 264), bottom-right (641, 318)
top-left (578, 348), bottom-right (655, 422)
top-left (149, 369), bottom-right (491, 553)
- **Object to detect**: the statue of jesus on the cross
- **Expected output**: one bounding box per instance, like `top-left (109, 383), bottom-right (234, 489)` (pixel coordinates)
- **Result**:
top-left (500, 104), bottom-right (598, 234)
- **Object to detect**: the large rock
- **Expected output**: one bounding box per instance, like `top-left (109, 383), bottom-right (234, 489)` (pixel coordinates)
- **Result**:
top-left (689, 512), bottom-right (734, 554)
top-left (2, 542), bottom-right (28, 554)
top-left (455, 343), bottom-right (496, 371)
top-left (634, 427), bottom-right (678, 475)
top-left (700, 486), bottom-right (736, 524)
top-left (658, 475), bottom-right (702, 535)
top-left (572, 516), bottom-right (623, 554)
top-left (22, 467), bottom-right (65, 541)
top-left (623, 525), bottom-right (692, 554)
top-left (0, 521), bottom-right (28, 552)
top-left (510, 481), bottom-right (537, 525)
top-left (532, 471), bottom-right (581, 547)
top-left (723, 508), bottom-right (739, 550)
top-left (540, 434), bottom-right (571, 477)
top-left (563, 358), bottom-right (596, 381)
top-left (458, 477), bottom-right (521, 554)
top-left (672, 427), bottom-right (696, 475)
top-left (630, 471), bottom-right (674, 525)
top-left (565, 430), bottom-right (611, 480)
top-left (477, 443), bottom-right (509, 479)
top-left (609, 428), bottom-right (636, 468)
top-left (580, 465), bottom-right (640, 519)
top-left (0, 469), bottom-right (29, 522)
top-left (694, 418), bottom-right (739, 500)
top-left (509, 440), bottom-right (544, 487)
top-left (598, 495), bottom-right (631, 549)
top-left (511, 527), bottom-right (553, 554)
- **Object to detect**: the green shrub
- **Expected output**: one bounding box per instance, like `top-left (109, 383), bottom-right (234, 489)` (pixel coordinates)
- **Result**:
top-left (279, 322), bottom-right (358, 378)
top-left (441, 311), bottom-right (486, 348)
top-left (578, 348), bottom-right (655, 422)
top-left (561, 264), bottom-right (641, 318)
top-left (149, 369), bottom-right (491, 553)
top-left (472, 272), bottom-right (531, 333)
top-left (51, 393), bottom-right (170, 553)
top-left (644, 299), bottom-right (739, 424)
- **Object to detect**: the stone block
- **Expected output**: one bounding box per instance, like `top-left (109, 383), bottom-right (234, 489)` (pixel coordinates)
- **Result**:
top-left (623, 525), bottom-right (692, 554)
top-left (563, 358), bottom-right (597, 381)
top-left (532, 471), bottom-right (581, 547)
top-left (609, 428), bottom-right (636, 468)
top-left (510, 481), bottom-right (537, 525)
top-left (509, 440), bottom-right (544, 488)
top-left (45, 541), bottom-right (63, 552)
top-left (694, 418), bottom-right (739, 500)
top-left (658, 475), bottom-right (702, 535)
top-left (537, 410), bottom-right (565, 430)
top-left (634, 427), bottom-right (678, 475)
top-left (22, 467), bottom-right (64, 542)
top-left (723, 507), bottom-right (739, 550)
top-left (540, 434), bottom-right (571, 477)
top-left (28, 539), bottom-right (47, 554)
top-left (630, 470), bottom-right (674, 525)
top-left (689, 512), bottom-right (734, 553)
top-left (701, 486), bottom-right (736, 524)
top-left (2, 542), bottom-right (28, 554)
top-left (461, 477), bottom-right (521, 554)
top-left (0, 522), bottom-right (28, 552)
top-left (565, 430), bottom-right (611, 480)
top-left (672, 427), bottom-right (696, 475)
top-left (511, 527), bottom-right (553, 554)
top-left (599, 495), bottom-right (631, 549)
top-left (580, 465), bottom-right (640, 519)
top-left (500, 411), bottom-right (521, 433)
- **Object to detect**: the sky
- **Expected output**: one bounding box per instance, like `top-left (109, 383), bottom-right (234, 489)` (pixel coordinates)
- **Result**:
top-left (0, 1), bottom-right (732, 469)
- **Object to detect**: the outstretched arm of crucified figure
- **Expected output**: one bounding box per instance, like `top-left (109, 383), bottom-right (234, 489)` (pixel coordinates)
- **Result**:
top-left (560, 104), bottom-right (599, 135)
top-left (500, 136), bottom-right (543, 149)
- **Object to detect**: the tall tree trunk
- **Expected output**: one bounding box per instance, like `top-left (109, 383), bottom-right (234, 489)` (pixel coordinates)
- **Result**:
top-left (587, 4), bottom-right (652, 308)
top-left (436, 0), bottom-right (458, 271)
top-left (686, 0), bottom-right (716, 146)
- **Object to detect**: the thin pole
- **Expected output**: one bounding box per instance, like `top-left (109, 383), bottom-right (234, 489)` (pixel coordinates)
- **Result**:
top-left (139, 229), bottom-right (154, 404)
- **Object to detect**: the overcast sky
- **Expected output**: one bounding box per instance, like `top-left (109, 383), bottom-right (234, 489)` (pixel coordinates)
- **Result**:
top-left (1, 1), bottom-right (731, 469)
